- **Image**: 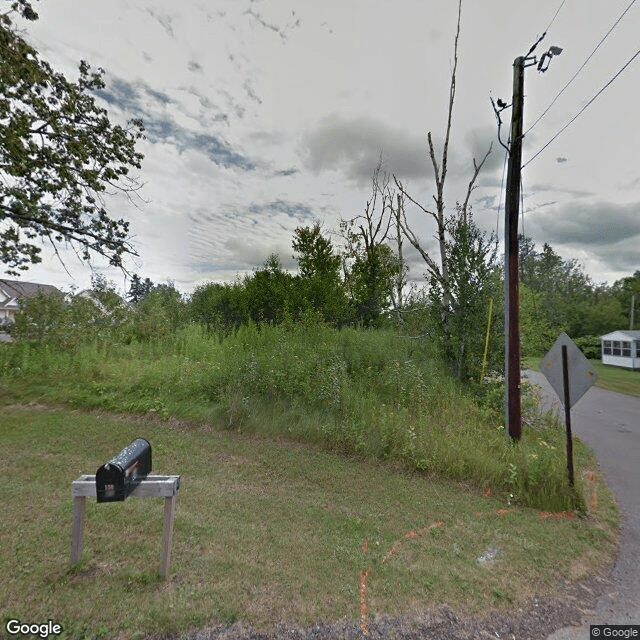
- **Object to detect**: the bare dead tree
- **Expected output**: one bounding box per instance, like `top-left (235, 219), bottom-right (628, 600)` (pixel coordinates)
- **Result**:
top-left (388, 191), bottom-right (408, 322)
top-left (341, 157), bottom-right (409, 325)
top-left (392, 0), bottom-right (492, 297)
top-left (341, 157), bottom-right (392, 265)
top-left (359, 156), bottom-right (394, 251)
top-left (387, 0), bottom-right (499, 379)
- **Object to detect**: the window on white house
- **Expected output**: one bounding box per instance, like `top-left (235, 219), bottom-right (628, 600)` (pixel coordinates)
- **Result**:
top-left (622, 341), bottom-right (632, 357)
top-left (612, 341), bottom-right (621, 356)
top-left (603, 341), bottom-right (612, 355)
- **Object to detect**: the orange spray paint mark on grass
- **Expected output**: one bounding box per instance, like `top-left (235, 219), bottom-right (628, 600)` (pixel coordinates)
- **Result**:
top-left (359, 566), bottom-right (372, 636)
top-left (359, 522), bottom-right (443, 635)
top-left (381, 539), bottom-right (403, 564)
top-left (588, 471), bottom-right (598, 510)
top-left (381, 522), bottom-right (443, 564)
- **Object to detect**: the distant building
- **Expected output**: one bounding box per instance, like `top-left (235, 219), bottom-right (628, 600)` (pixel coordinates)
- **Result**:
top-left (0, 279), bottom-right (62, 325)
top-left (600, 330), bottom-right (640, 370)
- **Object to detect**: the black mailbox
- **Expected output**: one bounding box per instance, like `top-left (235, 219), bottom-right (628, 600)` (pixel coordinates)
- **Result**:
top-left (96, 438), bottom-right (152, 503)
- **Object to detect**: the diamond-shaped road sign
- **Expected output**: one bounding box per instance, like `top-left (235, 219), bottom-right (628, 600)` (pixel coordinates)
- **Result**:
top-left (540, 332), bottom-right (598, 408)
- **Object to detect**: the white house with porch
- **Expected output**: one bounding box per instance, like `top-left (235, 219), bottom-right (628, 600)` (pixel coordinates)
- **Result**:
top-left (601, 330), bottom-right (640, 370)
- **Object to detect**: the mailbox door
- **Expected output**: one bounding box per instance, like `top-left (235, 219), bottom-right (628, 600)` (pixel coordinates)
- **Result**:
top-left (96, 463), bottom-right (125, 502)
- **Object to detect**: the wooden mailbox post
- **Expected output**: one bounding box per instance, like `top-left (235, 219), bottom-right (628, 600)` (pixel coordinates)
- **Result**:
top-left (71, 474), bottom-right (180, 577)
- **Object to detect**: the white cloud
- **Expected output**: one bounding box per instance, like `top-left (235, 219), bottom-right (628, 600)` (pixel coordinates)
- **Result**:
top-left (5, 0), bottom-right (640, 294)
top-left (300, 113), bottom-right (431, 185)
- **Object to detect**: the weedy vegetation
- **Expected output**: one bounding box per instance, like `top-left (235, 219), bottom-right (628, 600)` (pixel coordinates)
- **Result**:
top-left (0, 320), bottom-right (601, 511)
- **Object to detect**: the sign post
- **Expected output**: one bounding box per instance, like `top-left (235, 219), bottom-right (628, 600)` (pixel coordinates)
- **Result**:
top-left (540, 333), bottom-right (597, 487)
top-left (561, 345), bottom-right (574, 486)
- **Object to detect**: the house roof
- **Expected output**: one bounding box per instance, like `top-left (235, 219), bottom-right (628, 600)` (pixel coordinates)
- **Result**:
top-left (601, 330), bottom-right (640, 340)
top-left (0, 279), bottom-right (62, 311)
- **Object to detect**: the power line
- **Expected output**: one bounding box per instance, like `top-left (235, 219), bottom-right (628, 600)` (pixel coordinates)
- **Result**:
top-left (543, 0), bottom-right (567, 35)
top-left (525, 0), bottom-right (567, 56)
top-left (526, 0), bottom-right (638, 136)
top-left (524, 0), bottom-right (567, 58)
top-left (523, 45), bottom-right (640, 168)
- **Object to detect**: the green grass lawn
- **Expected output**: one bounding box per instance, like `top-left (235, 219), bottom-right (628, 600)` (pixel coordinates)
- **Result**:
top-left (524, 356), bottom-right (640, 398)
top-left (0, 404), bottom-right (617, 640)
top-left (588, 360), bottom-right (640, 397)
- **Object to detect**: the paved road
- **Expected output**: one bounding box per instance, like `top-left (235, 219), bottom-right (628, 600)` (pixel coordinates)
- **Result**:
top-left (522, 371), bottom-right (640, 638)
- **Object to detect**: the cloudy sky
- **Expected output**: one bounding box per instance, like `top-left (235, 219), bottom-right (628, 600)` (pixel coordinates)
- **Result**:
top-left (7, 0), bottom-right (640, 294)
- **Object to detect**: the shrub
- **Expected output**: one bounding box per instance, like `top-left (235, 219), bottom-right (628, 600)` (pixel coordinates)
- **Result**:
top-left (11, 290), bottom-right (126, 349)
top-left (574, 335), bottom-right (600, 360)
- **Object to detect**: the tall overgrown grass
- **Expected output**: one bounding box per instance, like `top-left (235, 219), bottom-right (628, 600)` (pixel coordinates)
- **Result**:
top-left (0, 318), bottom-right (587, 511)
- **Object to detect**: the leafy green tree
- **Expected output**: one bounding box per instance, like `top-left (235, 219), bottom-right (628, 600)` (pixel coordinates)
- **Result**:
top-left (574, 335), bottom-right (601, 360)
top-left (147, 281), bottom-right (188, 331)
top-left (346, 241), bottom-right (399, 327)
top-left (339, 164), bottom-right (404, 328)
top-left (242, 254), bottom-right (298, 325)
top-left (191, 256), bottom-right (299, 332)
top-left (12, 286), bottom-right (119, 348)
top-left (11, 287), bottom-right (67, 344)
top-left (292, 223), bottom-right (340, 281)
top-left (88, 274), bottom-right (125, 313)
top-left (0, 1), bottom-right (144, 274)
top-left (292, 222), bottom-right (350, 325)
top-left (190, 281), bottom-right (248, 333)
top-left (125, 276), bottom-right (187, 333)
top-left (519, 240), bottom-right (582, 337)
top-left (129, 292), bottom-right (171, 341)
top-left (581, 284), bottom-right (625, 336)
top-left (519, 237), bottom-right (625, 342)
top-left (611, 270), bottom-right (640, 330)
top-left (519, 283), bottom-right (555, 357)
top-left (427, 206), bottom-right (501, 380)
top-left (127, 274), bottom-right (154, 303)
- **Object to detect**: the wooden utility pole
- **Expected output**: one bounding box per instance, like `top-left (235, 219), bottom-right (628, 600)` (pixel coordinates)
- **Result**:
top-left (630, 294), bottom-right (636, 331)
top-left (504, 57), bottom-right (525, 441)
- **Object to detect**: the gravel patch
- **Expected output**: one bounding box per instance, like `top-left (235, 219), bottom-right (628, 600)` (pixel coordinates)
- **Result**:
top-left (146, 574), bottom-right (609, 640)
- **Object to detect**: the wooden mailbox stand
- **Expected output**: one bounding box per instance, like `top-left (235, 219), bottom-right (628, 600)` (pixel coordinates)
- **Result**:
top-left (71, 474), bottom-right (180, 577)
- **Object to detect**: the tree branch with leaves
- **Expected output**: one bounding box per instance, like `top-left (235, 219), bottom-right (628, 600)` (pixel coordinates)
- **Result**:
top-left (0, 0), bottom-right (145, 275)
